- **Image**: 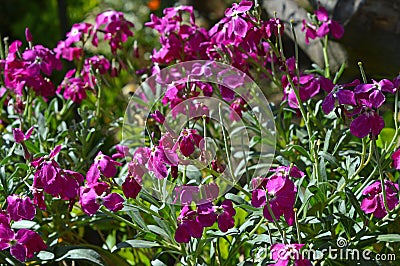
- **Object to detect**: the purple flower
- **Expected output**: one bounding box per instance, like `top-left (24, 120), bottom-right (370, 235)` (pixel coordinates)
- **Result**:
top-left (102, 193), bottom-right (124, 212)
top-left (54, 40), bottom-right (83, 61)
top-left (174, 185), bottom-right (200, 205)
top-left (0, 226), bottom-right (47, 262)
top-left (270, 165), bottom-right (305, 179)
top-left (12, 127), bottom-right (34, 143)
top-left (112, 145), bottom-right (131, 159)
top-left (251, 171), bottom-right (297, 226)
top-left (25, 28), bottom-right (33, 42)
top-left (315, 6), bottom-right (344, 39)
top-left (150, 110), bottom-right (165, 124)
top-left (32, 145), bottom-right (83, 204)
top-left (6, 195), bottom-right (36, 221)
top-left (217, 200), bottom-right (236, 232)
top-left (146, 6), bottom-right (209, 64)
top-left (2, 41), bottom-right (60, 97)
top-left (349, 110), bottom-right (384, 138)
top-left (354, 79), bottom-right (395, 109)
top-left (148, 145), bottom-right (179, 179)
top-left (122, 175), bottom-right (141, 199)
top-left (321, 78), bottom-right (359, 114)
top-left (301, 20), bottom-right (317, 44)
top-left (392, 148), bottom-right (400, 170)
top-left (79, 186), bottom-right (102, 215)
top-left (270, 243), bottom-right (312, 266)
top-left (175, 206), bottom-right (204, 243)
top-left (93, 11), bottom-right (134, 54)
top-left (57, 69), bottom-right (88, 103)
top-left (282, 74), bottom-right (321, 109)
top-left (361, 180), bottom-right (399, 218)
top-left (22, 44), bottom-right (62, 76)
top-left (177, 129), bottom-right (203, 157)
top-left (79, 182), bottom-right (123, 215)
top-left (302, 6), bottom-right (344, 43)
top-left (65, 22), bottom-right (93, 46)
top-left (94, 151), bottom-right (123, 178)
top-left (196, 202), bottom-right (217, 227)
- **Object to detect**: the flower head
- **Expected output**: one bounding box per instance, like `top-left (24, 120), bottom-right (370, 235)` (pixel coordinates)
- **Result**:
top-left (361, 180), bottom-right (399, 218)
top-left (93, 11), bottom-right (134, 53)
top-left (0, 226), bottom-right (46, 262)
top-left (271, 243), bottom-right (312, 266)
top-left (6, 195), bottom-right (36, 222)
top-left (349, 110), bottom-right (384, 139)
top-left (13, 127), bottom-right (34, 143)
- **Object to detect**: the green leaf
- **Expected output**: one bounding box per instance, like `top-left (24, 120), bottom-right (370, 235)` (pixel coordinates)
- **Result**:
top-left (148, 225), bottom-right (169, 239)
top-left (113, 240), bottom-right (160, 251)
top-left (225, 193), bottom-right (246, 205)
top-left (54, 247), bottom-right (105, 265)
top-left (318, 151), bottom-right (339, 167)
top-left (287, 145), bottom-right (311, 159)
top-left (345, 188), bottom-right (366, 223)
top-left (36, 251), bottom-right (55, 260)
top-left (377, 234), bottom-right (400, 242)
top-left (376, 128), bottom-right (396, 149)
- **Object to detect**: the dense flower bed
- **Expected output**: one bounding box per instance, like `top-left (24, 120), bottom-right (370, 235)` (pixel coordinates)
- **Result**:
top-left (0, 1), bottom-right (399, 265)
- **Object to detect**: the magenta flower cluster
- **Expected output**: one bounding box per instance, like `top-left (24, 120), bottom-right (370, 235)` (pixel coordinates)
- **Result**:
top-left (0, 197), bottom-right (46, 262)
top-left (251, 166), bottom-right (304, 225)
top-left (175, 199), bottom-right (236, 243)
top-left (0, 10), bottom-right (134, 105)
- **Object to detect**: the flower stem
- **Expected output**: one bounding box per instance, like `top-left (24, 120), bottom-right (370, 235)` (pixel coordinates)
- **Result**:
top-left (322, 35), bottom-right (330, 78)
top-left (358, 62), bottom-right (368, 83)
top-left (265, 192), bottom-right (286, 243)
top-left (100, 206), bottom-right (142, 231)
top-left (373, 139), bottom-right (390, 213)
top-left (294, 208), bottom-right (301, 243)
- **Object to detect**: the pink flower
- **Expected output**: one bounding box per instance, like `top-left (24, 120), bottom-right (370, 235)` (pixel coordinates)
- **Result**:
top-left (57, 69), bottom-right (88, 103)
top-left (251, 166), bottom-right (299, 226)
top-left (349, 110), bottom-right (384, 139)
top-left (175, 206), bottom-right (204, 243)
top-left (271, 243), bottom-right (312, 266)
top-left (361, 180), bottom-right (399, 218)
top-left (65, 22), bottom-right (93, 46)
top-left (217, 200), bottom-right (236, 232)
top-left (122, 175), bottom-right (141, 199)
top-left (0, 225), bottom-right (47, 262)
top-left (112, 145), bottom-right (131, 159)
top-left (93, 11), bottom-right (135, 54)
top-left (392, 148), bottom-right (400, 170)
top-left (177, 129), bottom-right (203, 157)
top-left (6, 195), bottom-right (36, 221)
top-left (94, 151), bottom-right (123, 178)
top-left (12, 127), bottom-right (34, 143)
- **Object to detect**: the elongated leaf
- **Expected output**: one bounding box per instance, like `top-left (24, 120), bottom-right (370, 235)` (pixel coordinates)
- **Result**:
top-left (148, 225), bottom-right (169, 239)
top-left (345, 188), bottom-right (366, 223)
top-left (54, 247), bottom-right (105, 265)
top-left (377, 234), bottom-right (400, 243)
top-left (318, 151), bottom-right (339, 167)
top-left (113, 240), bottom-right (160, 251)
